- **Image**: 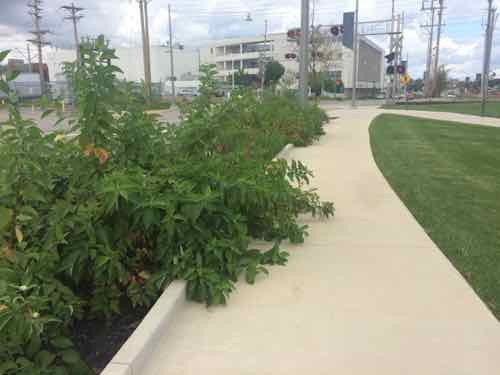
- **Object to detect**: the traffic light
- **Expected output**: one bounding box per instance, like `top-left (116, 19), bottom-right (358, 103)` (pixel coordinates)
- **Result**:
top-left (330, 25), bottom-right (344, 36)
top-left (287, 28), bottom-right (300, 40)
top-left (397, 65), bottom-right (406, 75)
top-left (386, 66), bottom-right (395, 75)
top-left (385, 52), bottom-right (395, 64)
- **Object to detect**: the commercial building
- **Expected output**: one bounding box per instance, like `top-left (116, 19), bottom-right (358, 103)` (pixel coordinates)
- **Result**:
top-left (199, 32), bottom-right (385, 97)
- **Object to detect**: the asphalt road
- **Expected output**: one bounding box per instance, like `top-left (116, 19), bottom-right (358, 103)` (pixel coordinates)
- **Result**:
top-left (0, 107), bottom-right (181, 133)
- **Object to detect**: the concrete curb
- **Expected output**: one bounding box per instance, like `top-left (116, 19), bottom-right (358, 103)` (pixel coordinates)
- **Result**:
top-left (273, 143), bottom-right (294, 161)
top-left (101, 142), bottom-right (293, 375)
top-left (101, 281), bottom-right (186, 375)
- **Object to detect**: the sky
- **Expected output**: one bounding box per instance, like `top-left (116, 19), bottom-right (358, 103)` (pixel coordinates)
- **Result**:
top-left (0, 0), bottom-right (498, 79)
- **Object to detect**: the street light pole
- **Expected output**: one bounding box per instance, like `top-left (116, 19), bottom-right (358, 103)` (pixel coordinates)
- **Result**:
top-left (168, 4), bottom-right (176, 100)
top-left (298, 0), bottom-right (310, 106)
top-left (261, 19), bottom-right (268, 92)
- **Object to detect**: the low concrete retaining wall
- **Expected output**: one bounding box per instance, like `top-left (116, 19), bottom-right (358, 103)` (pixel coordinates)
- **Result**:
top-left (101, 281), bottom-right (186, 375)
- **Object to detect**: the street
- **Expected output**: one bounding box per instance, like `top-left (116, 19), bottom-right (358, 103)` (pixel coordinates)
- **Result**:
top-left (0, 106), bottom-right (181, 133)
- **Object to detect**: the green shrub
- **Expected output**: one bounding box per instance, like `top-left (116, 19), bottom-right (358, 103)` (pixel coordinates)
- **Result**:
top-left (0, 37), bottom-right (333, 373)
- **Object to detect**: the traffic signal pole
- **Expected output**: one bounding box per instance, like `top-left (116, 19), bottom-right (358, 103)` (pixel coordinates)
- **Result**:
top-left (351, 0), bottom-right (359, 108)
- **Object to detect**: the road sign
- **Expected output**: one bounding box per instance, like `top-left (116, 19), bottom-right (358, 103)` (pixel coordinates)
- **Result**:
top-left (343, 12), bottom-right (354, 49)
top-left (400, 75), bottom-right (411, 86)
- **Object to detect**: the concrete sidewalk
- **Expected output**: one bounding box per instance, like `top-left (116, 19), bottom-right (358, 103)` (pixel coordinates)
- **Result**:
top-left (141, 108), bottom-right (500, 375)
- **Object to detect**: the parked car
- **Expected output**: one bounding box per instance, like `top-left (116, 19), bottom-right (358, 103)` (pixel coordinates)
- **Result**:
top-left (177, 87), bottom-right (199, 97)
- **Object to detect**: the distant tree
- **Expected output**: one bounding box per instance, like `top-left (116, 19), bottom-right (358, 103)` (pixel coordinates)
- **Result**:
top-left (324, 78), bottom-right (344, 94)
top-left (234, 68), bottom-right (253, 87)
top-left (409, 78), bottom-right (424, 92)
top-left (278, 70), bottom-right (298, 94)
top-left (308, 27), bottom-right (342, 96)
top-left (264, 61), bottom-right (285, 87)
top-left (433, 66), bottom-right (449, 97)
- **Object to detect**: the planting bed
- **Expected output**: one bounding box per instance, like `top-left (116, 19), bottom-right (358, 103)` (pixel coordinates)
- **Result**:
top-left (0, 38), bottom-right (333, 375)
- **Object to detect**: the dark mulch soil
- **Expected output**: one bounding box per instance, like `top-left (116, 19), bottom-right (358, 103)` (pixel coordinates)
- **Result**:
top-left (72, 303), bottom-right (149, 374)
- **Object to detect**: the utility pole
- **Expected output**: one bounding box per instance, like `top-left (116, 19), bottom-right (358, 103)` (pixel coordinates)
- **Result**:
top-left (298, 0), bottom-right (310, 106)
top-left (421, 0), bottom-right (444, 97)
top-left (138, 0), bottom-right (152, 99)
top-left (27, 44), bottom-right (32, 73)
top-left (27, 0), bottom-right (50, 96)
top-left (481, 0), bottom-right (497, 116)
top-left (432, 0), bottom-right (444, 96)
top-left (351, 0), bottom-right (359, 107)
top-left (168, 4), bottom-right (175, 100)
top-left (61, 3), bottom-right (84, 64)
top-left (425, 5), bottom-right (435, 96)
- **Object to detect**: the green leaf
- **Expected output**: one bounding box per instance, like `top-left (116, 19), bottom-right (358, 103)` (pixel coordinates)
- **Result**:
top-left (52, 367), bottom-right (68, 375)
top-left (41, 109), bottom-right (54, 119)
top-left (142, 208), bottom-right (156, 229)
top-left (6, 71), bottom-right (20, 82)
top-left (0, 206), bottom-right (12, 232)
top-left (0, 80), bottom-right (9, 95)
top-left (15, 357), bottom-right (32, 367)
top-left (22, 188), bottom-right (47, 203)
top-left (51, 336), bottom-right (74, 349)
top-left (181, 204), bottom-right (202, 222)
top-left (0, 50), bottom-right (10, 63)
top-left (60, 349), bottom-right (80, 364)
top-left (0, 361), bottom-right (17, 375)
top-left (25, 335), bottom-right (42, 357)
top-left (35, 350), bottom-right (56, 368)
top-left (107, 65), bottom-right (123, 74)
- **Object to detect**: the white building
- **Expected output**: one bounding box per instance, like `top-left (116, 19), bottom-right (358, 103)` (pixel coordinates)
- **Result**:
top-left (46, 46), bottom-right (199, 86)
top-left (199, 32), bottom-right (385, 96)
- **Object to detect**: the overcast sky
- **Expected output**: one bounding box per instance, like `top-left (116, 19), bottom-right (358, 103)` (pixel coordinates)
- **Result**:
top-left (0, 0), bottom-right (498, 78)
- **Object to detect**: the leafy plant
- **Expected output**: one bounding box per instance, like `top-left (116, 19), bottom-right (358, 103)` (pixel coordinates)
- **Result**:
top-left (0, 50), bottom-right (91, 375)
top-left (264, 61), bottom-right (285, 87)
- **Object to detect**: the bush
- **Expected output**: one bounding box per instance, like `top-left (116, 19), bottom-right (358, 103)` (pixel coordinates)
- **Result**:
top-left (0, 37), bottom-right (333, 373)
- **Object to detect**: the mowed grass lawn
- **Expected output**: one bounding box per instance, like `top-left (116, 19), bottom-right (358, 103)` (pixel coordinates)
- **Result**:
top-left (383, 101), bottom-right (500, 118)
top-left (370, 114), bottom-right (500, 319)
